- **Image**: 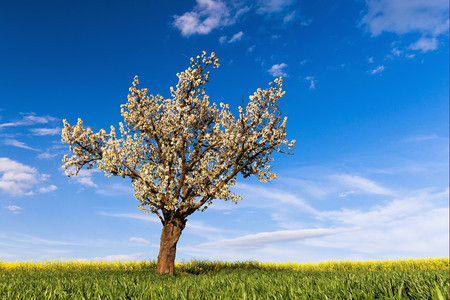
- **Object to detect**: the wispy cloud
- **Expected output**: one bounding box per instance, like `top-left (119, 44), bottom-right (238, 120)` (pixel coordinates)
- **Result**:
top-left (30, 127), bottom-right (61, 136)
top-left (98, 211), bottom-right (160, 223)
top-left (228, 168), bottom-right (448, 259)
top-left (38, 185), bottom-right (57, 193)
top-left (268, 63), bottom-right (288, 77)
top-left (311, 188), bottom-right (449, 256)
top-left (257, 0), bottom-right (294, 14)
top-left (173, 0), bottom-right (247, 36)
top-left (228, 31), bottom-right (244, 43)
top-left (256, 0), bottom-right (301, 26)
top-left (305, 76), bottom-right (316, 89)
top-left (219, 31), bottom-right (245, 44)
top-left (186, 220), bottom-right (225, 233)
top-left (391, 47), bottom-right (402, 57)
top-left (361, 0), bottom-right (449, 36)
top-left (360, 0), bottom-right (448, 51)
top-left (173, 0), bottom-right (301, 37)
top-left (400, 134), bottom-right (445, 143)
top-left (71, 169), bottom-right (99, 188)
top-left (129, 237), bottom-right (151, 246)
top-left (37, 143), bottom-right (66, 160)
top-left (219, 35), bottom-right (227, 44)
top-left (0, 113), bottom-right (57, 129)
top-left (3, 138), bottom-right (39, 151)
top-left (300, 18), bottom-right (312, 26)
top-left (5, 205), bottom-right (22, 214)
top-left (7, 232), bottom-right (87, 247)
top-left (409, 37), bottom-right (438, 52)
top-left (199, 228), bottom-right (355, 249)
top-left (283, 10), bottom-right (296, 24)
top-left (319, 189), bottom-right (445, 227)
top-left (369, 65), bottom-right (385, 74)
top-left (339, 190), bottom-right (355, 198)
top-left (37, 151), bottom-right (58, 159)
top-left (91, 252), bottom-right (147, 261)
top-left (96, 183), bottom-right (133, 196)
top-left (235, 183), bottom-right (319, 215)
top-left (331, 174), bottom-right (396, 196)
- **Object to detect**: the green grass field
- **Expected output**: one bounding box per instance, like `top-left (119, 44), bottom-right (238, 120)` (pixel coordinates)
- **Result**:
top-left (1, 258), bottom-right (448, 299)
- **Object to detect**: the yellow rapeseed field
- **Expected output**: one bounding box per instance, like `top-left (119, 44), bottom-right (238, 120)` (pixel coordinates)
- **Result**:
top-left (0, 257), bottom-right (447, 272)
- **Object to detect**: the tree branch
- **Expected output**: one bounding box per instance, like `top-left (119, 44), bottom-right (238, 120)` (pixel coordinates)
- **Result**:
top-left (155, 210), bottom-right (164, 225)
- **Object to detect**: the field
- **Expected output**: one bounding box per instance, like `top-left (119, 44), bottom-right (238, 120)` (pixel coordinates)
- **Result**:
top-left (1, 257), bottom-right (448, 299)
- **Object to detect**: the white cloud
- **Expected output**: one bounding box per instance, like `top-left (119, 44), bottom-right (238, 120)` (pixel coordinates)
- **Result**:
top-left (339, 190), bottom-right (355, 198)
top-left (5, 205), bottom-right (22, 214)
top-left (72, 169), bottom-right (99, 188)
top-left (96, 183), bottom-right (133, 196)
top-left (224, 169), bottom-right (448, 259)
top-left (228, 31), bottom-right (244, 43)
top-left (0, 113), bottom-right (57, 129)
top-left (311, 188), bottom-right (449, 257)
top-left (300, 19), bottom-right (312, 26)
top-left (361, 0), bottom-right (449, 36)
top-left (331, 174), bottom-right (395, 196)
top-left (256, 0), bottom-right (301, 26)
top-left (283, 10), bottom-right (296, 24)
top-left (92, 252), bottom-right (147, 261)
top-left (3, 138), bottom-right (39, 151)
top-left (38, 143), bottom-right (65, 160)
top-left (409, 37), bottom-right (438, 52)
top-left (185, 220), bottom-right (225, 233)
top-left (360, 0), bottom-right (448, 51)
top-left (199, 228), bottom-right (355, 249)
top-left (129, 237), bottom-right (151, 246)
top-left (30, 127), bottom-right (61, 136)
top-left (280, 178), bottom-right (328, 200)
top-left (401, 134), bottom-right (444, 143)
top-left (369, 65), bottom-right (385, 74)
top-left (0, 157), bottom-right (40, 196)
top-left (172, 0), bottom-right (299, 37)
top-left (0, 230), bottom-right (154, 262)
top-left (305, 76), bottom-right (316, 89)
top-left (129, 140), bottom-right (448, 261)
top-left (235, 183), bottom-right (319, 215)
top-left (9, 232), bottom-right (87, 246)
top-left (391, 47), bottom-right (402, 56)
top-left (219, 35), bottom-right (227, 44)
top-left (37, 151), bottom-right (58, 159)
top-left (98, 211), bottom-right (160, 223)
top-left (268, 63), bottom-right (288, 77)
top-left (173, 0), bottom-right (243, 36)
top-left (39, 185), bottom-right (57, 193)
top-left (257, 0), bottom-right (294, 14)
top-left (248, 45), bottom-right (256, 53)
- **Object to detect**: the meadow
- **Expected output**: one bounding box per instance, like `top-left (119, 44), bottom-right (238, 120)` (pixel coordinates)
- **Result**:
top-left (0, 257), bottom-right (448, 299)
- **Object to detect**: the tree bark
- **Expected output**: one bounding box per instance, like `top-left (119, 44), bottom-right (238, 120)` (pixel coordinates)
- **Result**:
top-left (156, 216), bottom-right (186, 275)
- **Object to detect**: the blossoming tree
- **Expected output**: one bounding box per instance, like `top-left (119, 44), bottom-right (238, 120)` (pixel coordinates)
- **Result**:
top-left (61, 51), bottom-right (295, 275)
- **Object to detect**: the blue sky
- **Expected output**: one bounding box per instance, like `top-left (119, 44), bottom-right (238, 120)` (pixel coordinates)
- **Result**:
top-left (0, 0), bottom-right (448, 262)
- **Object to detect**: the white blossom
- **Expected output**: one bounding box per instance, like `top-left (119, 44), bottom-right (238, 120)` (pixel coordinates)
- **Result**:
top-left (61, 51), bottom-right (295, 222)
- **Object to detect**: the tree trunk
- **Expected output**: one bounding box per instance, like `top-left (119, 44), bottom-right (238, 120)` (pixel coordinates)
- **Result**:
top-left (156, 216), bottom-right (186, 275)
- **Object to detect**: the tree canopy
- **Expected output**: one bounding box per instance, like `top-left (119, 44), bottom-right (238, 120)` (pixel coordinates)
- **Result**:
top-left (61, 51), bottom-right (295, 274)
